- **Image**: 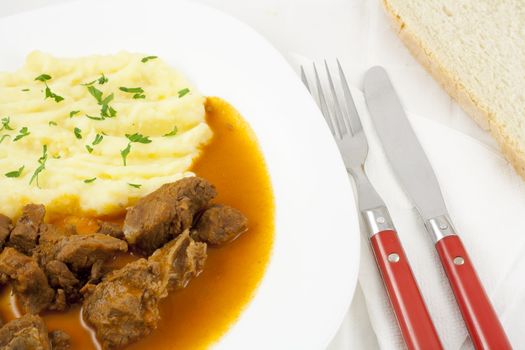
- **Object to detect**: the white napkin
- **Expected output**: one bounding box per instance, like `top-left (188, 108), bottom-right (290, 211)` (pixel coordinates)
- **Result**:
top-left (289, 1), bottom-right (525, 348)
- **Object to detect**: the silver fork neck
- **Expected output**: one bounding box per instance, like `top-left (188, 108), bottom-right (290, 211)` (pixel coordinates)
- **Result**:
top-left (348, 166), bottom-right (385, 213)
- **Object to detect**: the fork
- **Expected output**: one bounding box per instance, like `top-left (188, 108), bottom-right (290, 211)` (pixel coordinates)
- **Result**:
top-left (301, 61), bottom-right (443, 350)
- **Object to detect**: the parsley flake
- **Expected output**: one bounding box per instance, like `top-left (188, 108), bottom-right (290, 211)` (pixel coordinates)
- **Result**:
top-left (92, 134), bottom-right (104, 145)
top-left (163, 126), bottom-right (178, 137)
top-left (74, 127), bottom-right (82, 139)
top-left (34, 74), bottom-right (51, 82)
top-left (120, 87), bottom-right (144, 93)
top-left (0, 135), bottom-right (10, 144)
top-left (29, 145), bottom-right (48, 187)
top-left (141, 56), bottom-right (157, 63)
top-left (84, 177), bottom-right (97, 183)
top-left (1, 117), bottom-right (14, 131)
top-left (86, 114), bottom-right (104, 121)
top-left (120, 143), bottom-right (131, 166)
top-left (13, 127), bottom-right (30, 141)
top-left (98, 73), bottom-right (108, 85)
top-left (70, 111), bottom-right (80, 118)
top-left (87, 86), bottom-right (103, 104)
top-left (36, 74), bottom-right (63, 103)
top-left (48, 121), bottom-right (57, 127)
top-left (119, 87), bottom-right (145, 99)
top-left (5, 165), bottom-right (24, 178)
top-left (178, 88), bottom-right (190, 98)
top-left (21, 88), bottom-right (30, 92)
top-left (128, 183), bottom-right (142, 188)
top-left (86, 145), bottom-right (93, 153)
top-left (126, 133), bottom-right (151, 144)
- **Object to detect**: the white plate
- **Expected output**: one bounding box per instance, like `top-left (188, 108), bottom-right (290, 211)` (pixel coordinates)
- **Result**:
top-left (0, 1), bottom-right (360, 349)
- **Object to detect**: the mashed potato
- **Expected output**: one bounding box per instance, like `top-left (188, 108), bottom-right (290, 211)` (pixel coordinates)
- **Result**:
top-left (0, 52), bottom-right (212, 218)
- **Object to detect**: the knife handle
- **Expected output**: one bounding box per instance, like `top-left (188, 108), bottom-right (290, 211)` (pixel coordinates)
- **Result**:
top-left (435, 235), bottom-right (512, 350)
top-left (370, 230), bottom-right (443, 350)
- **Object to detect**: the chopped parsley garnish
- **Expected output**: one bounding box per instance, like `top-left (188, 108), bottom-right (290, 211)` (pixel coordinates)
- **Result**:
top-left (119, 87), bottom-right (143, 93)
top-left (45, 86), bottom-right (64, 103)
top-left (141, 56), bottom-right (157, 63)
top-left (5, 166), bottom-right (24, 178)
top-left (120, 133), bottom-right (151, 166)
top-left (126, 133), bottom-right (151, 144)
top-left (82, 73), bottom-right (108, 86)
top-left (52, 154), bottom-right (61, 159)
top-left (74, 127), bottom-right (82, 139)
top-left (92, 134), bottom-right (104, 145)
top-left (100, 101), bottom-right (117, 118)
top-left (86, 133), bottom-right (104, 153)
top-left (13, 127), bottom-right (30, 141)
top-left (119, 86), bottom-right (145, 99)
top-left (120, 143), bottom-right (131, 166)
top-left (178, 88), bottom-right (190, 98)
top-left (29, 145), bottom-right (48, 187)
top-left (35, 74), bottom-right (63, 103)
top-left (0, 135), bottom-right (10, 144)
top-left (48, 121), bottom-right (57, 126)
top-left (128, 183), bottom-right (142, 188)
top-left (21, 88), bottom-right (30, 92)
top-left (86, 114), bottom-right (104, 121)
top-left (98, 73), bottom-right (108, 85)
top-left (86, 86), bottom-right (117, 119)
top-left (34, 74), bottom-right (51, 82)
top-left (1, 117), bottom-right (14, 131)
top-left (163, 126), bottom-right (178, 137)
top-left (87, 86), bottom-right (103, 103)
top-left (84, 177), bottom-right (97, 183)
top-left (69, 110), bottom-right (80, 118)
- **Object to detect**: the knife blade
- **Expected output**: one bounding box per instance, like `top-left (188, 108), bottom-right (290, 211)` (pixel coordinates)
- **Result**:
top-left (362, 66), bottom-right (447, 222)
top-left (363, 66), bottom-right (512, 350)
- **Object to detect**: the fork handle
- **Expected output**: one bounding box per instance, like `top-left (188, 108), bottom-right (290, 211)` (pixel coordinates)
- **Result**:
top-left (370, 229), bottom-right (443, 350)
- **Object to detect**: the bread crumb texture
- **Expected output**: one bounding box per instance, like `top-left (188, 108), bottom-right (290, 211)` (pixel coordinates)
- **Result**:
top-left (382, 0), bottom-right (525, 178)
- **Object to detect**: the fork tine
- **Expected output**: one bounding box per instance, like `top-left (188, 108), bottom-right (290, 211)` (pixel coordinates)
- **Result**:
top-left (300, 66), bottom-right (310, 94)
top-left (337, 59), bottom-right (362, 135)
top-left (312, 63), bottom-right (336, 134)
top-left (324, 60), bottom-right (346, 137)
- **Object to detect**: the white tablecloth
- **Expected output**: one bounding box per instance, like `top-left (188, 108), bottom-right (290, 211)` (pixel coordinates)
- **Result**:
top-left (0, 0), bottom-right (512, 349)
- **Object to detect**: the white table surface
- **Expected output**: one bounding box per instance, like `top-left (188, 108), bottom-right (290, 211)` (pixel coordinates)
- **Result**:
top-left (1, 0), bottom-right (492, 348)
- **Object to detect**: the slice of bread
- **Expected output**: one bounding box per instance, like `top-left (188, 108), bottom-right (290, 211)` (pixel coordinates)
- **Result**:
top-left (381, 0), bottom-right (525, 178)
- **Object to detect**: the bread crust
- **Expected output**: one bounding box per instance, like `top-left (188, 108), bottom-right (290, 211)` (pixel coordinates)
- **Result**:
top-left (382, 0), bottom-right (525, 179)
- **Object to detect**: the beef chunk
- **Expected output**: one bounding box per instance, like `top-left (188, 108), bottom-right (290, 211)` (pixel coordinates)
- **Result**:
top-left (123, 177), bottom-right (216, 255)
top-left (83, 231), bottom-right (206, 349)
top-left (150, 230), bottom-right (207, 290)
top-left (33, 224), bottom-right (69, 267)
top-left (0, 248), bottom-right (54, 314)
top-left (0, 314), bottom-right (51, 349)
top-left (0, 214), bottom-right (12, 250)
top-left (192, 204), bottom-right (248, 245)
top-left (8, 204), bottom-right (45, 255)
top-left (55, 234), bottom-right (127, 271)
top-left (82, 259), bottom-right (164, 349)
top-left (44, 260), bottom-right (80, 303)
top-left (97, 221), bottom-right (124, 239)
top-left (49, 330), bottom-right (70, 350)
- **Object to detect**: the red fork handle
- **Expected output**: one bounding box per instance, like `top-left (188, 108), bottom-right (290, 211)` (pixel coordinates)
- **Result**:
top-left (436, 235), bottom-right (512, 349)
top-left (371, 230), bottom-right (443, 350)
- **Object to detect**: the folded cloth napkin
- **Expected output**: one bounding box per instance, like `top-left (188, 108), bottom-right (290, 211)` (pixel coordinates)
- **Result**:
top-left (291, 3), bottom-right (525, 345)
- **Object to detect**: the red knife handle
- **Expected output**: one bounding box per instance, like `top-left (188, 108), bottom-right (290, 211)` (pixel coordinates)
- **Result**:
top-left (436, 235), bottom-right (512, 349)
top-left (371, 230), bottom-right (443, 350)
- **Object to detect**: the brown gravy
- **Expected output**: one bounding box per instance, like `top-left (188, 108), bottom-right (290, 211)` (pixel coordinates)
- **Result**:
top-left (0, 97), bottom-right (275, 349)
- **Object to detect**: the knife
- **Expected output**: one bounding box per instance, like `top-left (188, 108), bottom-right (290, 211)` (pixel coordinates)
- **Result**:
top-left (363, 66), bottom-right (512, 350)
